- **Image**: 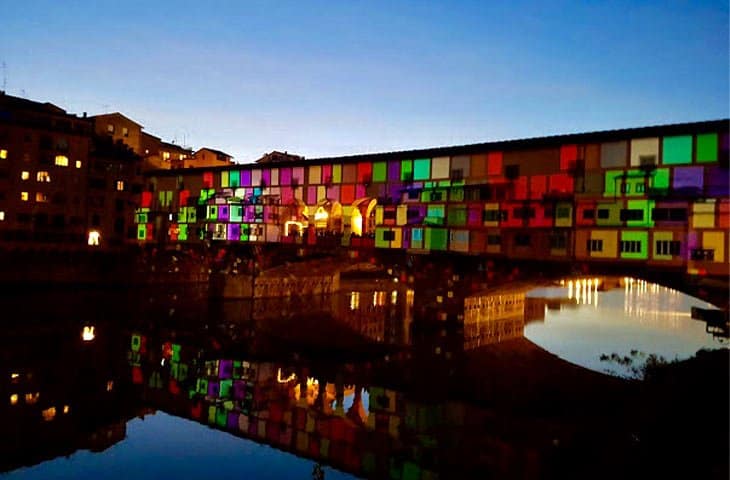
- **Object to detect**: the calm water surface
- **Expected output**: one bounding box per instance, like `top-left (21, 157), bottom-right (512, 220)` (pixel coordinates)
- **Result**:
top-left (1, 275), bottom-right (727, 479)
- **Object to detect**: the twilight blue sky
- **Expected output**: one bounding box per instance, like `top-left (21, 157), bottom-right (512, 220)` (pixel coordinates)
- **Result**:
top-left (1, 0), bottom-right (727, 162)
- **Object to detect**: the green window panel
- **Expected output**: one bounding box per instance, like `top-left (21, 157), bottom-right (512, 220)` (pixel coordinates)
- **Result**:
top-left (137, 224), bottom-right (146, 240)
top-left (186, 207), bottom-right (197, 223)
top-left (178, 224), bottom-right (188, 241)
top-left (401, 160), bottom-right (413, 181)
top-left (229, 171), bottom-right (240, 187)
top-left (135, 212), bottom-right (148, 224)
top-left (413, 158), bottom-right (431, 180)
top-left (425, 205), bottom-right (445, 225)
top-left (651, 168), bottom-right (669, 190)
top-left (372, 162), bottom-right (387, 182)
top-left (447, 206), bottom-right (467, 226)
top-left (696, 133), bottom-right (718, 163)
top-left (662, 136), bottom-right (692, 165)
top-left (230, 205), bottom-right (243, 222)
top-left (159, 191), bottom-right (172, 207)
top-left (199, 189), bottom-right (215, 204)
top-left (604, 170), bottom-right (623, 196)
top-left (625, 170), bottom-right (645, 197)
top-left (437, 180), bottom-right (451, 187)
top-left (332, 164), bottom-right (342, 183)
top-left (177, 210), bottom-right (187, 223)
top-left (449, 188), bottom-right (464, 202)
top-left (375, 228), bottom-right (390, 248)
top-left (240, 224), bottom-right (250, 242)
top-left (425, 228), bottom-right (448, 251)
top-left (627, 199), bottom-right (655, 227)
top-left (207, 205), bottom-right (218, 220)
top-left (620, 230), bottom-right (648, 260)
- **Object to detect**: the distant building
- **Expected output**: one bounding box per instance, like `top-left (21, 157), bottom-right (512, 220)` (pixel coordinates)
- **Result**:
top-left (185, 147), bottom-right (234, 168)
top-left (256, 150), bottom-right (304, 164)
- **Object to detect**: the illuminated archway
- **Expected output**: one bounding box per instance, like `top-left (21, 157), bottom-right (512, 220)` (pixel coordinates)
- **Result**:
top-left (313, 199), bottom-right (343, 232)
top-left (351, 197), bottom-right (377, 235)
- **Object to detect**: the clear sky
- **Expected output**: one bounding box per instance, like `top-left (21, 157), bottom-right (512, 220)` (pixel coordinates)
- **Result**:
top-left (1, 0), bottom-right (727, 162)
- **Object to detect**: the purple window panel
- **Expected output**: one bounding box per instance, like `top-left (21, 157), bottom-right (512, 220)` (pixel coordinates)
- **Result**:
top-left (244, 206), bottom-right (256, 222)
top-left (227, 412), bottom-right (239, 430)
top-left (280, 168), bottom-right (292, 186)
top-left (673, 167), bottom-right (703, 190)
top-left (242, 170), bottom-right (252, 187)
top-left (686, 231), bottom-right (698, 259)
top-left (705, 166), bottom-right (729, 196)
top-left (233, 380), bottom-right (246, 400)
top-left (468, 207), bottom-right (481, 226)
top-left (262, 169), bottom-right (271, 186)
top-left (388, 161), bottom-right (400, 181)
top-left (218, 205), bottom-right (230, 221)
top-left (327, 185), bottom-right (340, 201)
top-left (227, 224), bottom-right (240, 241)
top-left (208, 380), bottom-right (220, 398)
top-left (219, 360), bottom-right (233, 378)
top-left (356, 184), bottom-right (366, 199)
top-left (307, 186), bottom-right (317, 204)
top-left (388, 184), bottom-right (402, 202)
top-left (721, 133), bottom-right (729, 158)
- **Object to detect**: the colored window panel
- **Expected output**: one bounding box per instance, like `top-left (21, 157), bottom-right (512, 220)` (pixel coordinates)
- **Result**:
top-left (251, 170), bottom-right (262, 187)
top-left (651, 168), bottom-right (670, 191)
top-left (703, 231), bottom-right (725, 262)
top-left (627, 199), bottom-right (654, 227)
top-left (470, 154), bottom-right (488, 178)
top-left (451, 155), bottom-right (470, 179)
top-left (372, 162), bottom-right (387, 182)
top-left (292, 167), bottom-right (304, 185)
top-left (375, 228), bottom-right (390, 248)
top-left (662, 136), bottom-right (692, 165)
top-left (218, 205), bottom-right (230, 221)
top-left (178, 190), bottom-right (190, 207)
top-left (560, 145), bottom-right (578, 171)
top-left (221, 171), bottom-right (229, 188)
top-left (530, 175), bottom-right (547, 199)
top-left (630, 138), bottom-right (659, 166)
top-left (673, 167), bottom-right (703, 191)
top-left (589, 230), bottom-right (618, 258)
top-left (387, 161), bottom-right (400, 181)
top-left (341, 185), bottom-right (355, 204)
top-left (549, 173), bottom-right (573, 193)
top-left (449, 229), bottom-right (469, 252)
top-left (357, 162), bottom-right (372, 183)
top-left (278, 168), bottom-right (290, 186)
top-left (425, 228), bottom-right (448, 251)
top-left (413, 159), bottom-right (430, 180)
top-left (447, 206), bottom-right (467, 226)
top-left (326, 185), bottom-right (340, 201)
top-left (262, 169), bottom-right (270, 187)
top-left (230, 205), bottom-right (242, 222)
top-left (487, 152), bottom-right (502, 176)
top-left (705, 166), bottom-right (729, 197)
top-left (270, 168), bottom-right (279, 186)
top-left (308, 165), bottom-right (321, 184)
top-left (207, 205), bottom-right (218, 220)
top-left (620, 231), bottom-right (649, 260)
top-left (692, 202), bottom-right (715, 228)
top-left (137, 224), bottom-right (146, 240)
top-left (307, 186), bottom-right (317, 204)
top-left (227, 224), bottom-right (240, 241)
top-left (401, 160), bottom-right (413, 181)
top-left (600, 142), bottom-right (627, 168)
top-left (331, 164), bottom-right (342, 183)
top-left (320, 165), bottom-right (331, 184)
top-left (696, 134), bottom-right (718, 163)
top-left (512, 177), bottom-right (527, 200)
top-left (178, 225), bottom-right (188, 241)
top-left (449, 188), bottom-right (464, 202)
top-left (317, 186), bottom-right (326, 201)
top-left (203, 172), bottom-right (214, 188)
top-left (604, 170), bottom-right (623, 196)
top-left (141, 191), bottom-right (152, 208)
top-left (431, 157), bottom-right (449, 179)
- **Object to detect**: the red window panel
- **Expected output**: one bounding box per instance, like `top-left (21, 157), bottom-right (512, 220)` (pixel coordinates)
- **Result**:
top-left (560, 145), bottom-right (578, 171)
top-left (322, 164), bottom-right (332, 184)
top-left (141, 191), bottom-right (152, 208)
top-left (487, 152), bottom-right (502, 176)
top-left (576, 201), bottom-right (596, 226)
top-left (549, 173), bottom-right (574, 193)
top-left (512, 177), bottom-right (528, 200)
top-left (179, 190), bottom-right (190, 207)
top-left (530, 175), bottom-right (547, 199)
top-left (340, 184), bottom-right (355, 204)
top-left (146, 223), bottom-right (154, 241)
top-left (501, 202), bottom-right (522, 227)
top-left (203, 172), bottom-right (214, 188)
top-left (357, 162), bottom-right (372, 183)
top-left (529, 203), bottom-right (552, 228)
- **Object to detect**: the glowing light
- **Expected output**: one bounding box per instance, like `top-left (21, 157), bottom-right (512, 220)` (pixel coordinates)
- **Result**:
top-left (284, 221), bottom-right (304, 236)
top-left (82, 326), bottom-right (95, 341)
top-left (54, 155), bottom-right (69, 166)
top-left (21, 191), bottom-right (28, 201)
top-left (0, 211), bottom-right (4, 221)
top-left (75, 160), bottom-right (82, 168)
top-left (21, 171), bottom-right (29, 180)
top-left (116, 180), bottom-right (124, 191)
top-left (276, 368), bottom-right (297, 383)
top-left (42, 407), bottom-right (56, 421)
top-left (25, 393), bottom-right (39, 404)
top-left (350, 291), bottom-right (360, 310)
top-left (63, 405), bottom-right (70, 414)
top-left (11, 373), bottom-right (19, 380)
top-left (106, 380), bottom-right (114, 392)
top-left (391, 290), bottom-right (398, 304)
top-left (10, 394), bottom-right (18, 405)
top-left (36, 171), bottom-right (50, 182)
top-left (0, 149), bottom-right (7, 159)
top-left (87, 230), bottom-right (101, 246)
top-left (314, 206), bottom-right (329, 229)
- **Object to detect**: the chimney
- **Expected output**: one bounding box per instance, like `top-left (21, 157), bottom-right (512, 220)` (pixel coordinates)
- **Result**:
top-left (83, 112), bottom-right (87, 118)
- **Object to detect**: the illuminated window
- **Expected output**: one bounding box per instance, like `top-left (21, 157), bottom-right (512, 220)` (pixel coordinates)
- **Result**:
top-left (0, 211), bottom-right (4, 221)
top-left (55, 155), bottom-right (69, 166)
top-left (21, 192), bottom-right (29, 201)
top-left (21, 171), bottom-right (29, 180)
top-left (37, 171), bottom-right (51, 182)
top-left (107, 124), bottom-right (114, 133)
top-left (36, 192), bottom-right (49, 203)
top-left (42, 407), bottom-right (56, 421)
top-left (25, 392), bottom-right (39, 404)
top-left (87, 230), bottom-right (101, 246)
top-left (179, 154), bottom-right (185, 160)
top-left (163, 152), bottom-right (170, 160)
top-left (116, 180), bottom-right (125, 191)
top-left (0, 149), bottom-right (7, 159)
top-left (122, 127), bottom-right (129, 137)
top-left (10, 394), bottom-right (18, 405)
top-left (75, 160), bottom-right (82, 168)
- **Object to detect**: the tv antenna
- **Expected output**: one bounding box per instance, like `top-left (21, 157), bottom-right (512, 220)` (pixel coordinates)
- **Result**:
top-left (1, 61), bottom-right (6, 92)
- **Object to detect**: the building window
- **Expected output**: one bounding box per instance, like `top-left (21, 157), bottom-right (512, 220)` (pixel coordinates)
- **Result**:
top-left (550, 233), bottom-right (567, 249)
top-left (582, 209), bottom-right (595, 219)
top-left (163, 152), bottom-right (171, 161)
top-left (635, 182), bottom-right (645, 193)
top-left (116, 180), bottom-right (125, 191)
top-left (430, 191), bottom-right (443, 201)
top-left (35, 192), bottom-right (49, 203)
top-left (587, 239), bottom-right (603, 252)
top-left (382, 230), bottom-right (396, 241)
top-left (36, 171), bottom-right (51, 182)
top-left (107, 124), bottom-right (114, 134)
top-left (620, 240), bottom-right (642, 253)
top-left (656, 240), bottom-right (681, 256)
top-left (515, 234), bottom-right (531, 246)
top-left (620, 182), bottom-right (629, 193)
top-left (0, 149), bottom-right (7, 159)
top-left (483, 209), bottom-right (506, 222)
top-left (487, 234), bottom-right (501, 245)
top-left (21, 191), bottom-right (29, 201)
top-left (620, 209), bottom-right (644, 221)
top-left (0, 211), bottom-right (4, 221)
top-left (556, 207), bottom-right (571, 219)
top-left (21, 171), bottom-right (29, 180)
top-left (639, 154), bottom-right (656, 166)
top-left (75, 160), bottom-right (82, 169)
top-left (690, 249), bottom-right (714, 261)
top-left (122, 127), bottom-right (129, 138)
top-left (54, 155), bottom-right (69, 166)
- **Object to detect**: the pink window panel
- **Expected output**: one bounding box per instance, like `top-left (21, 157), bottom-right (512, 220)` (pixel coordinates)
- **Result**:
top-left (279, 168), bottom-right (291, 186)
top-left (322, 165), bottom-right (332, 184)
top-left (487, 152), bottom-right (502, 176)
top-left (560, 145), bottom-right (578, 171)
top-left (292, 167), bottom-right (304, 185)
top-left (307, 186), bottom-right (317, 204)
top-left (355, 184), bottom-right (366, 199)
top-left (327, 185), bottom-right (340, 201)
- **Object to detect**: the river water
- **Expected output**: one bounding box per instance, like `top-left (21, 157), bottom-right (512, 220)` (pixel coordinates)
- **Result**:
top-left (1, 275), bottom-right (727, 479)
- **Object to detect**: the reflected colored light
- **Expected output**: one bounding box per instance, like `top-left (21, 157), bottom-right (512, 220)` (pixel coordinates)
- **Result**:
top-left (350, 291), bottom-right (360, 310)
top-left (82, 326), bottom-right (95, 341)
top-left (106, 380), bottom-right (114, 392)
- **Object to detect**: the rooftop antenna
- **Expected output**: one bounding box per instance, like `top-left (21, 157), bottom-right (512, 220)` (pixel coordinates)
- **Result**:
top-left (1, 61), bottom-right (6, 92)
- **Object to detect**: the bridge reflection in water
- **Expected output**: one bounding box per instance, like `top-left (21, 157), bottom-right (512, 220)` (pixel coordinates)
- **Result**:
top-left (1, 274), bottom-right (727, 480)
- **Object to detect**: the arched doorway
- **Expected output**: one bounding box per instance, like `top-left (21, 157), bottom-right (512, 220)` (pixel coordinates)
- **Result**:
top-left (350, 197), bottom-right (377, 236)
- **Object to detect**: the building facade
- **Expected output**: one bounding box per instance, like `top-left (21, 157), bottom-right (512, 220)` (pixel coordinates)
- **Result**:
top-left (139, 119), bottom-right (729, 277)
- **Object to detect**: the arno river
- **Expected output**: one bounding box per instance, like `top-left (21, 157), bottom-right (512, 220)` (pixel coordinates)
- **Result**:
top-left (1, 271), bottom-right (727, 479)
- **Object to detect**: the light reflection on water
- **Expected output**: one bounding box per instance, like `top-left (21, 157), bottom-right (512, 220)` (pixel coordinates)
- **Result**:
top-left (524, 277), bottom-right (725, 376)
